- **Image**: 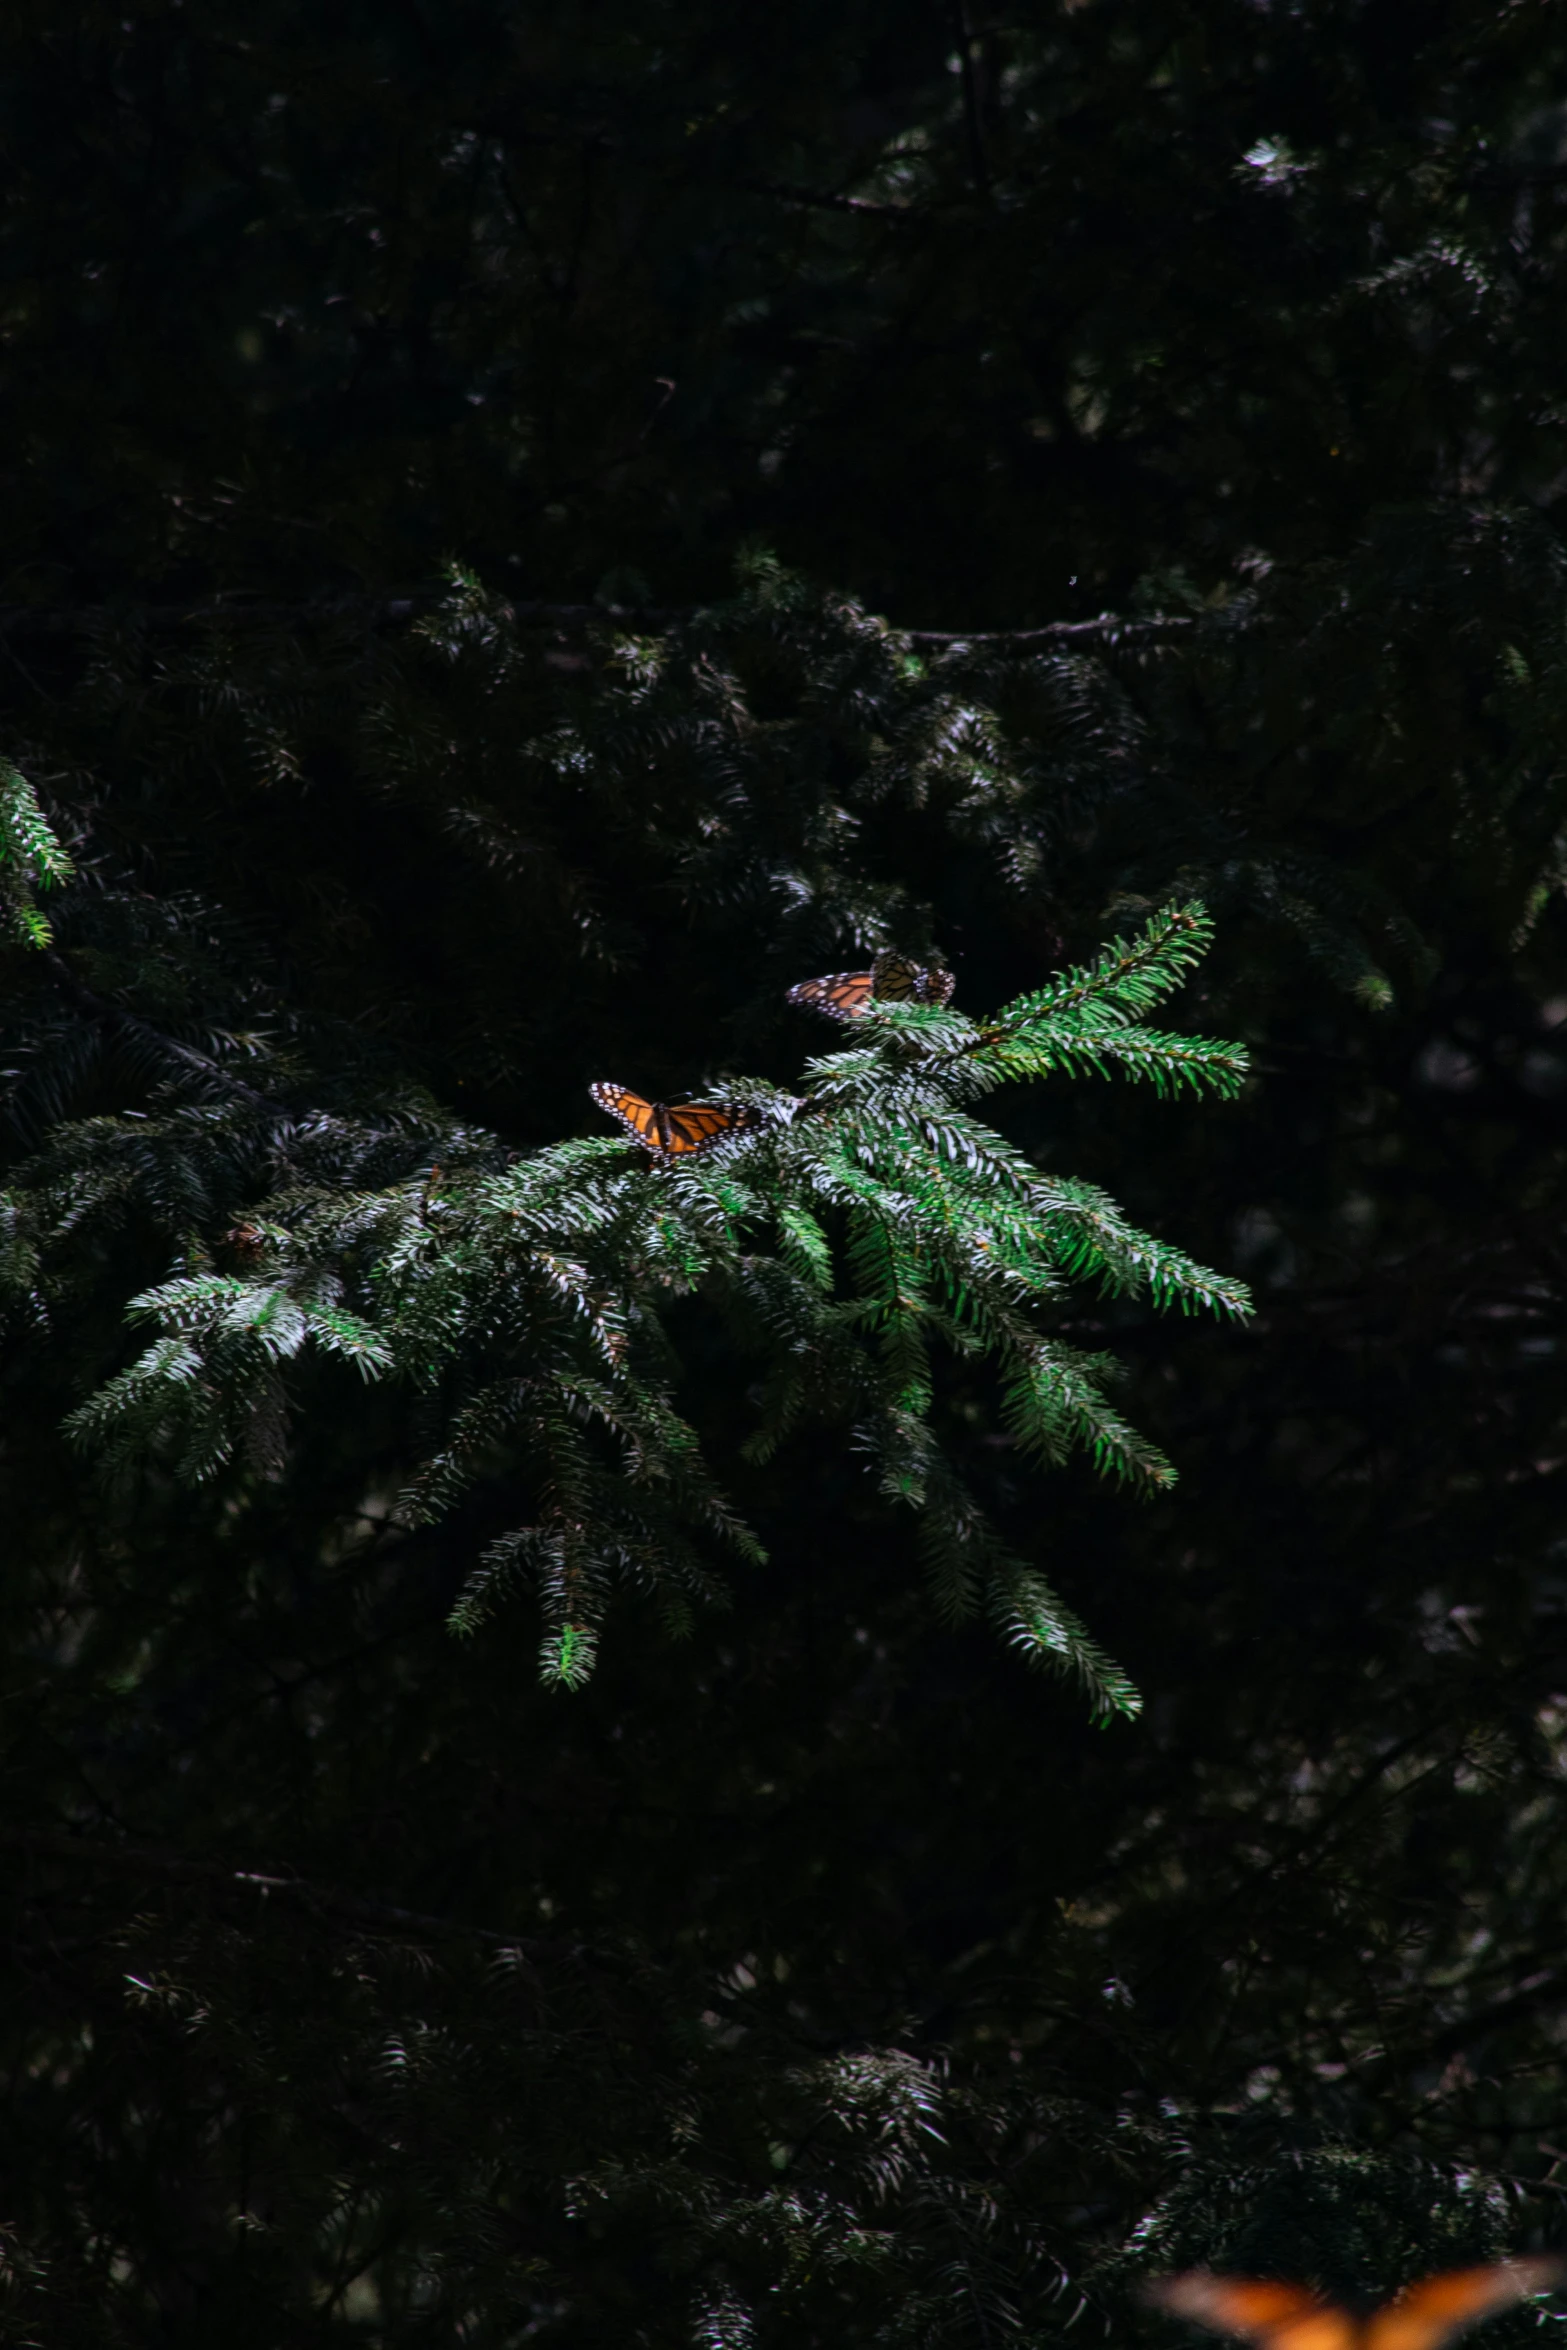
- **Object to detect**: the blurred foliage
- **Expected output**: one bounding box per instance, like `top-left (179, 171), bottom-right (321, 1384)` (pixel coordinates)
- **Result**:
top-left (5, 0), bottom-right (1567, 2343)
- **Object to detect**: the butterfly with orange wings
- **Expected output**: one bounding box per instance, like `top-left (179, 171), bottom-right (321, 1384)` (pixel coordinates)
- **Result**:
top-left (786, 948), bottom-right (955, 1022)
top-left (589, 1081), bottom-right (760, 1161)
top-left (1145, 2260), bottom-right (1565, 2350)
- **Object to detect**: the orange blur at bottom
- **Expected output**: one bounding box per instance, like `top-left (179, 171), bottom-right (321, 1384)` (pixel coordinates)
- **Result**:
top-left (1144, 2261), bottom-right (1567, 2350)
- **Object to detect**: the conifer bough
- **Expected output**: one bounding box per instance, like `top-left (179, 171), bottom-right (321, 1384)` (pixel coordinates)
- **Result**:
top-left (31, 886), bottom-right (1249, 1722)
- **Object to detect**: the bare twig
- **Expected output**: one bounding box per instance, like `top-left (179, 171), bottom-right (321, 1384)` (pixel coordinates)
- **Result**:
top-left (729, 175), bottom-right (913, 217)
top-left (906, 614), bottom-right (1198, 649)
top-left (0, 1822), bottom-right (616, 1968)
top-left (0, 597), bottom-right (1202, 651)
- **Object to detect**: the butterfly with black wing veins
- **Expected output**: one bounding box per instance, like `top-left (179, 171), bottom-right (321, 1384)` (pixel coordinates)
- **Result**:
top-left (1145, 2259), bottom-right (1566, 2350)
top-left (589, 1082), bottom-right (760, 1161)
top-left (786, 947), bottom-right (955, 1022)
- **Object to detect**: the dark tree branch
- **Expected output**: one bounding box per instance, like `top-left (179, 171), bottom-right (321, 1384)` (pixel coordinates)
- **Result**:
top-left (0, 597), bottom-right (1201, 651)
top-left (951, 0), bottom-right (991, 198)
top-left (40, 950), bottom-right (286, 1116)
top-left (728, 175), bottom-right (914, 217)
top-left (906, 615), bottom-right (1197, 649)
top-left (0, 1822), bottom-right (617, 1968)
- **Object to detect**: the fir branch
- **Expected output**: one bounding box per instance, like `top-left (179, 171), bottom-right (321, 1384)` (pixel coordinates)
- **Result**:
top-left (0, 761), bottom-right (74, 949)
top-left (49, 906), bottom-right (1249, 1706)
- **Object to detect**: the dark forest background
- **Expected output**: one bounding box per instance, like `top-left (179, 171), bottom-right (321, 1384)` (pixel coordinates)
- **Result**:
top-left (6, 1), bottom-right (1567, 2341)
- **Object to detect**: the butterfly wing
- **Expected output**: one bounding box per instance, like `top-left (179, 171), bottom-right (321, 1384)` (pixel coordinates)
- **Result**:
top-left (871, 950), bottom-right (921, 1002)
top-left (786, 969), bottom-right (877, 1020)
top-left (914, 962), bottom-right (956, 1005)
top-left (661, 1101), bottom-right (758, 1157)
top-left (1146, 2275), bottom-right (1356, 2350)
top-left (589, 1082), bottom-right (664, 1149)
top-left (787, 952), bottom-right (953, 1018)
top-left (591, 1083), bottom-right (757, 1159)
top-left (1364, 2263), bottom-right (1567, 2350)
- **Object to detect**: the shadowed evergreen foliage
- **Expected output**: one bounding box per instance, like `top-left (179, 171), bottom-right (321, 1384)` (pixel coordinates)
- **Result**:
top-left (5, 1), bottom-right (1567, 2344)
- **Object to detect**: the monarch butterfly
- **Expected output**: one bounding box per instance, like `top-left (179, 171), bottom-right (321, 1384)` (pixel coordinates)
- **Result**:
top-left (1144, 2261), bottom-right (1566, 2350)
top-left (786, 948), bottom-right (956, 1021)
top-left (589, 1081), bottom-right (760, 1160)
